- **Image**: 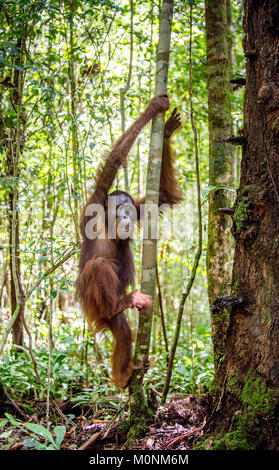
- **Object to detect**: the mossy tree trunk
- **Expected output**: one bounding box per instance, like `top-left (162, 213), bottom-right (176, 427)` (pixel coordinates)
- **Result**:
top-left (128, 0), bottom-right (173, 440)
top-left (205, 0), bottom-right (234, 372)
top-left (161, 3), bottom-right (202, 403)
top-left (201, 0), bottom-right (279, 450)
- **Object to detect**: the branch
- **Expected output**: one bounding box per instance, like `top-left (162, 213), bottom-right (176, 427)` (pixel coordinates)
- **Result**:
top-left (218, 207), bottom-right (234, 215)
top-left (215, 135), bottom-right (246, 146)
top-left (25, 246), bottom-right (78, 301)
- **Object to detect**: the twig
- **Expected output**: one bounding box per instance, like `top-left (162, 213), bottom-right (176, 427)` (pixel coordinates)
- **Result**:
top-left (215, 135), bottom-right (246, 146)
top-left (160, 423), bottom-right (205, 450)
top-left (25, 246), bottom-right (78, 301)
top-left (3, 389), bottom-right (29, 420)
top-left (149, 385), bottom-right (162, 397)
top-left (78, 431), bottom-right (100, 450)
top-left (9, 442), bottom-right (24, 450)
top-left (78, 399), bottom-right (129, 450)
top-left (50, 397), bottom-right (76, 427)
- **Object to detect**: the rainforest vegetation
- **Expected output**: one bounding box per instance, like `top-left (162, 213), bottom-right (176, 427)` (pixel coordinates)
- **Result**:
top-left (0, 0), bottom-right (278, 454)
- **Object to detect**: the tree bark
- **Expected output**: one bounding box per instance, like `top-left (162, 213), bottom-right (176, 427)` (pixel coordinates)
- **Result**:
top-left (128, 0), bottom-right (173, 440)
top-left (7, 33), bottom-right (26, 348)
top-left (161, 3), bottom-right (202, 403)
top-left (205, 0), bottom-right (234, 371)
top-left (201, 0), bottom-right (279, 450)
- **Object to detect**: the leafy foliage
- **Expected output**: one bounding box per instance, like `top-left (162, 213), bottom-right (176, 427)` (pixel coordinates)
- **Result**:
top-left (0, 0), bottom-right (244, 431)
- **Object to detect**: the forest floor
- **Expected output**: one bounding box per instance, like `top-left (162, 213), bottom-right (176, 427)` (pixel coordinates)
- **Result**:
top-left (0, 393), bottom-right (212, 450)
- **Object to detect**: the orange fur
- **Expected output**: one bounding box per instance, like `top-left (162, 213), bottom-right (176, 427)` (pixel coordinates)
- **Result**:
top-left (76, 256), bottom-right (119, 322)
top-left (76, 256), bottom-right (134, 388)
top-left (76, 97), bottom-right (182, 388)
top-left (159, 137), bottom-right (183, 205)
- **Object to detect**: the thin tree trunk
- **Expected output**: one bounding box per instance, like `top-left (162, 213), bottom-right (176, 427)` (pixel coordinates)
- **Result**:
top-left (156, 262), bottom-right (169, 355)
top-left (128, 0), bottom-right (173, 438)
top-left (68, 0), bottom-right (80, 244)
top-left (7, 32), bottom-right (26, 348)
top-left (120, 0), bottom-right (134, 192)
top-left (151, 293), bottom-right (158, 356)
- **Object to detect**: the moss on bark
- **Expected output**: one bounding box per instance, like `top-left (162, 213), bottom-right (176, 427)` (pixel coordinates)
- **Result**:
top-left (232, 186), bottom-right (253, 234)
top-left (205, 0), bottom-right (234, 376)
top-left (196, 371), bottom-right (279, 450)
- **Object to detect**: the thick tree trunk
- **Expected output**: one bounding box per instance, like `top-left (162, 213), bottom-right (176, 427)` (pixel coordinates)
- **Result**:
top-left (205, 0), bottom-right (234, 370)
top-left (202, 0), bottom-right (279, 450)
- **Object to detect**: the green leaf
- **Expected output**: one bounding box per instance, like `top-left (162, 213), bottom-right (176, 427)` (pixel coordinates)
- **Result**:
top-left (4, 413), bottom-right (21, 426)
top-left (0, 419), bottom-right (9, 427)
top-left (13, 64), bottom-right (24, 72)
top-left (24, 423), bottom-right (56, 447)
top-left (22, 438), bottom-right (36, 448)
top-left (54, 425), bottom-right (66, 448)
top-left (38, 255), bottom-right (48, 265)
top-left (61, 336), bottom-right (75, 345)
top-left (0, 429), bottom-right (13, 439)
top-left (66, 414), bottom-right (75, 421)
top-left (202, 184), bottom-right (236, 198)
top-left (33, 440), bottom-right (49, 450)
